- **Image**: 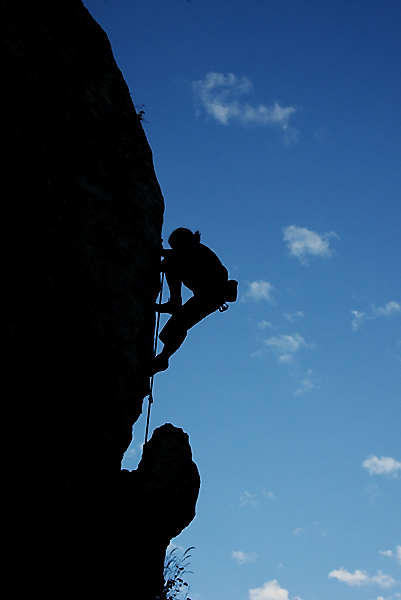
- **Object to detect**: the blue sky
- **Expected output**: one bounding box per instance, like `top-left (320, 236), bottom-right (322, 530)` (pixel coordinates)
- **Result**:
top-left (83, 2), bottom-right (401, 599)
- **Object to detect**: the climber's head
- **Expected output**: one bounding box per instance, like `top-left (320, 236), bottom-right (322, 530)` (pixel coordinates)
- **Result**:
top-left (168, 228), bottom-right (201, 249)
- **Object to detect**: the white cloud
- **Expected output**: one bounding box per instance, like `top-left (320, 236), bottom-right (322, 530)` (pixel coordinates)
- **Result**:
top-left (351, 310), bottom-right (367, 332)
top-left (329, 568), bottom-right (396, 588)
top-left (294, 369), bottom-right (314, 396)
top-left (243, 280), bottom-right (274, 302)
top-left (351, 301), bottom-right (401, 331)
top-left (372, 573), bottom-right (398, 588)
top-left (293, 527), bottom-right (307, 536)
top-left (265, 333), bottom-right (307, 353)
top-left (364, 483), bottom-right (380, 506)
top-left (374, 301), bottom-right (401, 317)
top-left (380, 546), bottom-right (401, 565)
top-left (249, 580), bottom-right (290, 600)
top-left (329, 568), bottom-right (369, 586)
top-left (257, 320), bottom-right (273, 329)
top-left (283, 225), bottom-right (338, 265)
top-left (192, 72), bottom-right (297, 135)
top-left (362, 455), bottom-right (401, 476)
top-left (264, 332), bottom-right (310, 363)
top-left (240, 491), bottom-right (260, 507)
top-left (284, 311), bottom-right (305, 322)
top-left (231, 550), bottom-right (258, 565)
top-left (262, 490), bottom-right (276, 500)
top-left (240, 490), bottom-right (276, 507)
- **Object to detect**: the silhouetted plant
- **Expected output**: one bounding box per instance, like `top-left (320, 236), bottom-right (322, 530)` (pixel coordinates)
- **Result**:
top-left (135, 103), bottom-right (147, 122)
top-left (156, 546), bottom-right (194, 600)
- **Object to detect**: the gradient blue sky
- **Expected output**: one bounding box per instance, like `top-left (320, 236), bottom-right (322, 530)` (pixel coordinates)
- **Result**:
top-left (83, 2), bottom-right (401, 599)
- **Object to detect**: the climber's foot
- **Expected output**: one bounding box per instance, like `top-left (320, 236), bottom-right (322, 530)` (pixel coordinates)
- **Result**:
top-left (151, 354), bottom-right (169, 375)
top-left (155, 300), bottom-right (181, 314)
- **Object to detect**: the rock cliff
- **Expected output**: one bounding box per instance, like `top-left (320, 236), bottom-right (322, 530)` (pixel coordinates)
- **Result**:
top-left (1, 1), bottom-right (200, 597)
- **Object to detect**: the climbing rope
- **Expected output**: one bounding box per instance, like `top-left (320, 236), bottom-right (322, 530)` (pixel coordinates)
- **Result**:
top-left (144, 271), bottom-right (164, 444)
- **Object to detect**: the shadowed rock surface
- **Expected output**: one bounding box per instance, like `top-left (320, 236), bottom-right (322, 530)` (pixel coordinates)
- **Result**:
top-left (120, 424), bottom-right (201, 596)
top-left (2, 1), bottom-right (200, 597)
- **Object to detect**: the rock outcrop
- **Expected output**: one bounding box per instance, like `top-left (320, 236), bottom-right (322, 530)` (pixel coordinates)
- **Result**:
top-left (2, 1), bottom-right (200, 597)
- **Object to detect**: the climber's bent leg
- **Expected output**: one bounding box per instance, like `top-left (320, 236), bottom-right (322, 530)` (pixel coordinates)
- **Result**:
top-left (158, 319), bottom-right (188, 357)
top-left (152, 295), bottom-right (222, 374)
top-left (151, 331), bottom-right (188, 374)
top-left (151, 316), bottom-right (188, 374)
top-left (156, 262), bottom-right (183, 313)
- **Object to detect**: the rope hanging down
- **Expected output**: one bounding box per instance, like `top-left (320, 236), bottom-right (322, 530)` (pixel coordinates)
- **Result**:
top-left (144, 272), bottom-right (164, 444)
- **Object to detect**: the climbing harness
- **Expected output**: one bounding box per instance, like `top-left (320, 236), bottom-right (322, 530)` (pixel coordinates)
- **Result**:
top-left (144, 272), bottom-right (164, 444)
top-left (219, 279), bottom-right (238, 312)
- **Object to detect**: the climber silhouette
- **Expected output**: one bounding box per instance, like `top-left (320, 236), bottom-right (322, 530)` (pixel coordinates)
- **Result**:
top-left (152, 228), bottom-right (238, 374)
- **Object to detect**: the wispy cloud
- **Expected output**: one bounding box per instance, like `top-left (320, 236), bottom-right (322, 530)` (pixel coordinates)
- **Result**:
top-left (351, 301), bottom-right (401, 331)
top-left (192, 72), bottom-right (297, 136)
top-left (380, 546), bottom-right (401, 565)
top-left (293, 527), bottom-right (307, 536)
top-left (240, 490), bottom-right (275, 507)
top-left (243, 280), bottom-right (274, 302)
top-left (231, 550), bottom-right (258, 565)
top-left (262, 490), bottom-right (276, 500)
top-left (292, 522), bottom-right (327, 538)
top-left (294, 369), bottom-right (314, 396)
top-left (351, 310), bottom-right (366, 331)
top-left (362, 455), bottom-right (401, 477)
top-left (264, 332), bottom-right (311, 364)
top-left (249, 580), bottom-right (291, 600)
top-left (283, 225), bottom-right (338, 265)
top-left (364, 483), bottom-right (380, 506)
top-left (284, 311), bottom-right (305, 323)
top-left (257, 320), bottom-right (273, 329)
top-left (252, 329), bottom-right (314, 394)
top-left (240, 491), bottom-right (260, 507)
top-left (329, 568), bottom-right (396, 588)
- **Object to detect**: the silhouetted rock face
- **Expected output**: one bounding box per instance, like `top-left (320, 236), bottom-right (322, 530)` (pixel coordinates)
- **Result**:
top-left (120, 425), bottom-right (201, 597)
top-left (2, 1), bottom-right (199, 597)
top-left (137, 425), bottom-right (201, 539)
